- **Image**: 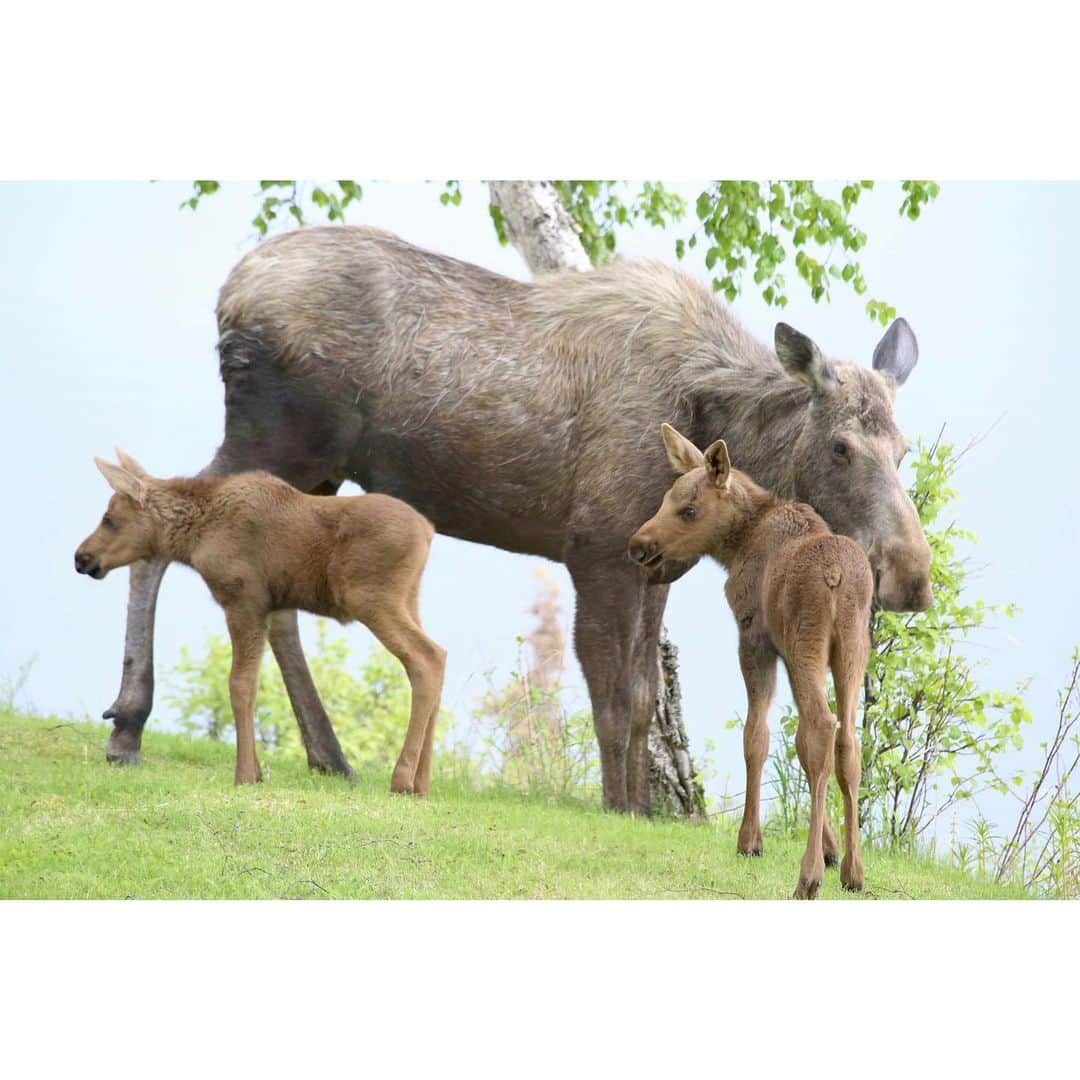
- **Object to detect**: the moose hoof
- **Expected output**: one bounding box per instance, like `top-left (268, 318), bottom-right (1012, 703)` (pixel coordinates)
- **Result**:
top-left (106, 749), bottom-right (141, 766)
top-left (737, 824), bottom-right (763, 856)
top-left (105, 727), bottom-right (144, 766)
top-left (841, 858), bottom-right (864, 892)
top-left (311, 759), bottom-right (358, 784)
top-left (793, 876), bottom-right (822, 900)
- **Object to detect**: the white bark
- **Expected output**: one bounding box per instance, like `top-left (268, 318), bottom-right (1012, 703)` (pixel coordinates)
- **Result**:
top-left (487, 181), bottom-right (704, 819)
top-left (488, 181), bottom-right (591, 275)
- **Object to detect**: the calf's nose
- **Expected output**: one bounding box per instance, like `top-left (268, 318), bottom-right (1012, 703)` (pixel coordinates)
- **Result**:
top-left (74, 551), bottom-right (91, 574)
top-left (627, 538), bottom-right (656, 565)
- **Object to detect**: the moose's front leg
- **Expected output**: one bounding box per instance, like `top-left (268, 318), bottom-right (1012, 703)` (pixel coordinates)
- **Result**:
top-left (104, 557), bottom-right (169, 764)
top-left (226, 612), bottom-right (268, 785)
top-left (736, 632), bottom-right (777, 856)
top-left (567, 549), bottom-right (650, 813)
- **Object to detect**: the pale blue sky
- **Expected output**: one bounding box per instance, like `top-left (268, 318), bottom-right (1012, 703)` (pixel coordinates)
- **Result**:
top-left (2, 181), bottom-right (1077, 818)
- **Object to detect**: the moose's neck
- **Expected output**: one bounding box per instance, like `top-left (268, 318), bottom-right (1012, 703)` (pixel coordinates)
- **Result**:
top-left (690, 359), bottom-right (812, 501)
top-left (709, 472), bottom-right (778, 570)
top-left (145, 481), bottom-right (213, 564)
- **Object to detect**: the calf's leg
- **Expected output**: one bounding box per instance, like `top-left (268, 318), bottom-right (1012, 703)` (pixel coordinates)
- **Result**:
top-left (789, 666), bottom-right (837, 900)
top-left (403, 592), bottom-right (441, 798)
top-left (832, 628), bottom-right (869, 892)
top-left (226, 612), bottom-right (268, 785)
top-left (362, 606), bottom-right (446, 796)
top-left (737, 633), bottom-right (777, 856)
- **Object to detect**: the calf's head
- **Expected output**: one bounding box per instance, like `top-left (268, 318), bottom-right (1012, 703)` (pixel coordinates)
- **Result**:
top-left (628, 425), bottom-right (737, 567)
top-left (771, 318), bottom-right (931, 612)
top-left (74, 451), bottom-right (157, 580)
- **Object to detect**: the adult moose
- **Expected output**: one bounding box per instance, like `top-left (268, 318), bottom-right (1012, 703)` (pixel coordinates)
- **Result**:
top-left (101, 224), bottom-right (931, 814)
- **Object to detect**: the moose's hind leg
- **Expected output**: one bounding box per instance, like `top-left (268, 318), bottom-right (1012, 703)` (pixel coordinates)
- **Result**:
top-left (269, 611), bottom-right (356, 782)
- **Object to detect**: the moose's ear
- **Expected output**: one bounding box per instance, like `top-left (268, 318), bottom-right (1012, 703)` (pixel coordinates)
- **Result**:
top-left (703, 439), bottom-right (731, 490)
top-left (114, 448), bottom-right (150, 478)
top-left (95, 458), bottom-right (146, 505)
top-left (872, 317), bottom-right (919, 388)
top-left (775, 322), bottom-right (837, 396)
top-left (661, 423), bottom-right (705, 474)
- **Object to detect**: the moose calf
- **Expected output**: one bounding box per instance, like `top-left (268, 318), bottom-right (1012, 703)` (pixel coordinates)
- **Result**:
top-left (75, 451), bottom-right (446, 792)
top-left (629, 425), bottom-right (873, 899)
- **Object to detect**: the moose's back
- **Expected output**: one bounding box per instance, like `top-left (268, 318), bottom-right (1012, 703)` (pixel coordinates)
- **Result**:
top-left (214, 226), bottom-right (735, 557)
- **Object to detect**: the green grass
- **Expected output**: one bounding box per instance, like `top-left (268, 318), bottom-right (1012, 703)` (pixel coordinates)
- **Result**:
top-left (0, 710), bottom-right (1027, 899)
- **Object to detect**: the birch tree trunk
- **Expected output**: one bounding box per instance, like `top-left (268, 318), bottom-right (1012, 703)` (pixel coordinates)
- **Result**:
top-left (488, 180), bottom-right (706, 820)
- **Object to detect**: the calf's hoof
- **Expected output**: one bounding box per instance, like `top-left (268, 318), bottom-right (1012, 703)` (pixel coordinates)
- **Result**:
top-left (737, 823), bottom-right (763, 857)
top-left (793, 876), bottom-right (822, 900)
top-left (840, 856), bottom-right (864, 892)
top-left (822, 826), bottom-right (840, 868)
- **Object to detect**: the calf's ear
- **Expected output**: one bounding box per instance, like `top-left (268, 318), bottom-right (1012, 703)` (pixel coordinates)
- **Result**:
top-left (95, 458), bottom-right (146, 506)
top-left (703, 439), bottom-right (731, 490)
top-left (114, 448), bottom-right (150, 478)
top-left (872, 317), bottom-right (919, 387)
top-left (661, 423), bottom-right (705, 474)
top-left (775, 323), bottom-right (837, 396)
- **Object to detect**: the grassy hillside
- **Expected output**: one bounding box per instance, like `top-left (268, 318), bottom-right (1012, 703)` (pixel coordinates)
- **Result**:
top-left (0, 711), bottom-right (1026, 900)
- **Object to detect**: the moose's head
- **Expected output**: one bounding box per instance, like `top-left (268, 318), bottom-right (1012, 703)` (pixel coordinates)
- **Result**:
top-left (767, 318), bottom-right (932, 612)
top-left (74, 451), bottom-right (158, 580)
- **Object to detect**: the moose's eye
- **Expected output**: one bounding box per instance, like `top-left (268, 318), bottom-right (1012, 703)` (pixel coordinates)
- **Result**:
top-left (102, 515), bottom-right (115, 529)
top-left (832, 441), bottom-right (848, 459)
top-left (680, 506), bottom-right (697, 521)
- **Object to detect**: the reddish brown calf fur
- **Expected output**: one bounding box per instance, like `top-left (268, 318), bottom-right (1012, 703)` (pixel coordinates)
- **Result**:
top-left (629, 425), bottom-right (874, 899)
top-left (75, 451), bottom-right (446, 792)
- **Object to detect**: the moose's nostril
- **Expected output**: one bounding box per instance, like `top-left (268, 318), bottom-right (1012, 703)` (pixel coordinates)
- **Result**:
top-left (75, 553), bottom-right (88, 572)
top-left (628, 540), bottom-right (660, 566)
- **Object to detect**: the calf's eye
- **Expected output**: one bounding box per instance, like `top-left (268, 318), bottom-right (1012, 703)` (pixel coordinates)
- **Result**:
top-left (832, 441), bottom-right (848, 458)
top-left (681, 506), bottom-right (697, 521)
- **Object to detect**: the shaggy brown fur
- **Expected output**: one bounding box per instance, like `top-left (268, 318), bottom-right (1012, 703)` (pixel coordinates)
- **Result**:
top-left (629, 425), bottom-right (873, 899)
top-left (75, 451), bottom-right (445, 791)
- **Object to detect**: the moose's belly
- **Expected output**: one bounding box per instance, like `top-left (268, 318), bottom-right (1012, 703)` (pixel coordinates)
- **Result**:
top-left (347, 427), bottom-right (570, 559)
